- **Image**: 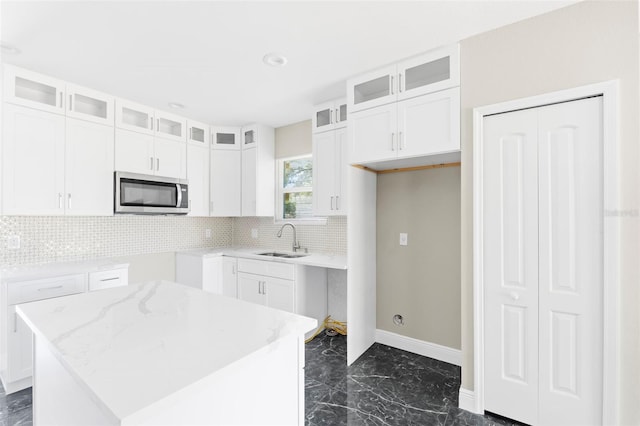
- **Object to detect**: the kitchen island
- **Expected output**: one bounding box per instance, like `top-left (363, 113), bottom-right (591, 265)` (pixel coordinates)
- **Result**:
top-left (17, 280), bottom-right (316, 425)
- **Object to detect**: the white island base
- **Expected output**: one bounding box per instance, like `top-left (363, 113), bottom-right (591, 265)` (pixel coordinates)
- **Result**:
top-left (18, 281), bottom-right (315, 426)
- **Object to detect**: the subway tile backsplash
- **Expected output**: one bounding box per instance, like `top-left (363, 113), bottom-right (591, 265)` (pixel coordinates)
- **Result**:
top-left (0, 215), bottom-right (347, 267)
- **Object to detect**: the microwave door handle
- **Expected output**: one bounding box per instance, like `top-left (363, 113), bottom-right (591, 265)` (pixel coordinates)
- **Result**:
top-left (176, 184), bottom-right (182, 207)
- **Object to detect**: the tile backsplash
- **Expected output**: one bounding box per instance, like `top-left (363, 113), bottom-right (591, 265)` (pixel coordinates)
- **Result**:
top-left (0, 215), bottom-right (347, 267)
top-left (0, 216), bottom-right (232, 267)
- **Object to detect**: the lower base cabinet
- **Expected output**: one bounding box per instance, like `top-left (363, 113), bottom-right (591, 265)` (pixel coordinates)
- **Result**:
top-left (237, 273), bottom-right (294, 312)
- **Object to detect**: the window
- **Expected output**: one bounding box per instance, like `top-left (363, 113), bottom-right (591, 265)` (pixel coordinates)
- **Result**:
top-left (276, 155), bottom-right (313, 220)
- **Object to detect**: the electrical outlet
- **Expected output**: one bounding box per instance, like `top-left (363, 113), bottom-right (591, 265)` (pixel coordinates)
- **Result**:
top-left (7, 235), bottom-right (20, 250)
top-left (205, 229), bottom-right (212, 239)
top-left (399, 233), bottom-right (408, 246)
top-left (251, 229), bottom-right (258, 239)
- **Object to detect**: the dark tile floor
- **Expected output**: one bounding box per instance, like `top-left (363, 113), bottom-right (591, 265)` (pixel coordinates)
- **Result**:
top-left (305, 333), bottom-right (525, 426)
top-left (0, 334), bottom-right (524, 426)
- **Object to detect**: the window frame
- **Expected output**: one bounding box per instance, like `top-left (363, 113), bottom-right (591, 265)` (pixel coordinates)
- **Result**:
top-left (275, 154), bottom-right (327, 225)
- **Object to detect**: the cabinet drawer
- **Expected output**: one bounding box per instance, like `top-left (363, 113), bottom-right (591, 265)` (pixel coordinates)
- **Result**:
top-left (7, 274), bottom-right (87, 305)
top-left (89, 268), bottom-right (128, 291)
top-left (237, 258), bottom-right (294, 280)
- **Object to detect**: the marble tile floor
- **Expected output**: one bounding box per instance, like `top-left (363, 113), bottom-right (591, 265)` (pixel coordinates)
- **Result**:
top-left (0, 333), bottom-right (524, 426)
top-left (305, 333), bottom-right (526, 426)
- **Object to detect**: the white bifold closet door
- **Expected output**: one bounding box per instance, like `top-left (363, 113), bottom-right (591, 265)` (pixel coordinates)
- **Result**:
top-left (483, 97), bottom-right (603, 426)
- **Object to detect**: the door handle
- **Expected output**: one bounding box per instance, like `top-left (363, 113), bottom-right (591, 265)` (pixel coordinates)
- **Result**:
top-left (336, 195), bottom-right (340, 210)
top-left (390, 75), bottom-right (394, 95)
top-left (510, 291), bottom-right (520, 301)
top-left (58, 193), bottom-right (63, 209)
top-left (67, 193), bottom-right (72, 209)
top-left (399, 73), bottom-right (403, 93)
top-left (69, 94), bottom-right (73, 111)
top-left (399, 131), bottom-right (404, 150)
top-left (330, 196), bottom-right (334, 210)
top-left (150, 157), bottom-right (154, 171)
top-left (59, 92), bottom-right (63, 109)
top-left (156, 158), bottom-right (160, 171)
top-left (150, 117), bottom-right (153, 131)
top-left (391, 133), bottom-right (396, 151)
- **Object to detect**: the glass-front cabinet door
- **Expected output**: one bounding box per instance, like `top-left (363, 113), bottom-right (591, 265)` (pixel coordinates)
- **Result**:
top-left (66, 84), bottom-right (114, 125)
top-left (396, 44), bottom-right (459, 101)
top-left (312, 101), bottom-right (334, 133)
top-left (154, 111), bottom-right (186, 143)
top-left (3, 65), bottom-right (66, 114)
top-left (347, 64), bottom-right (396, 113)
top-left (242, 124), bottom-right (257, 149)
top-left (115, 99), bottom-right (154, 135)
top-left (211, 126), bottom-right (241, 150)
top-left (187, 120), bottom-right (209, 146)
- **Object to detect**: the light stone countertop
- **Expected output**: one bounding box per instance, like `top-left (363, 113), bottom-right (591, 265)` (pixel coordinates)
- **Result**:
top-left (17, 280), bottom-right (317, 423)
top-left (177, 247), bottom-right (348, 270)
top-left (0, 258), bottom-right (130, 282)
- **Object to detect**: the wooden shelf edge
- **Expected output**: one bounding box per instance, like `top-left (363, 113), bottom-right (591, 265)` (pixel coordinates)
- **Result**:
top-left (350, 162), bottom-right (461, 174)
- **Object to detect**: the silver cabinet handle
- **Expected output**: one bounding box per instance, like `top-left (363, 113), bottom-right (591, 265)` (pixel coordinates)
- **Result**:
top-left (391, 133), bottom-right (395, 151)
top-left (157, 119), bottom-right (160, 132)
top-left (150, 117), bottom-right (153, 131)
top-left (38, 285), bottom-right (64, 292)
top-left (329, 109), bottom-right (333, 125)
top-left (156, 158), bottom-right (160, 171)
top-left (399, 131), bottom-right (404, 150)
top-left (69, 94), bottom-right (73, 111)
top-left (150, 157), bottom-right (154, 170)
top-left (58, 193), bottom-right (63, 209)
top-left (262, 281), bottom-right (266, 295)
top-left (67, 193), bottom-right (72, 209)
top-left (336, 195), bottom-right (340, 210)
top-left (330, 196), bottom-right (334, 210)
top-left (99, 277), bottom-right (119, 282)
top-left (257, 281), bottom-right (262, 295)
top-left (210, 200), bottom-right (214, 212)
top-left (390, 75), bottom-right (394, 95)
top-left (399, 73), bottom-right (403, 93)
top-left (59, 92), bottom-right (63, 108)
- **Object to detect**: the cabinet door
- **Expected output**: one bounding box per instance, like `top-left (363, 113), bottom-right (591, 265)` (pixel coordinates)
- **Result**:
top-left (2, 104), bottom-right (65, 215)
top-left (237, 273), bottom-right (265, 306)
top-left (397, 87), bottom-right (460, 159)
top-left (347, 64), bottom-right (396, 113)
top-left (334, 99), bottom-right (348, 130)
top-left (210, 150), bottom-right (241, 217)
top-left (115, 99), bottom-right (154, 135)
top-left (3, 65), bottom-right (65, 114)
top-left (115, 128), bottom-right (155, 175)
top-left (241, 147), bottom-right (257, 216)
top-left (154, 137), bottom-right (187, 179)
top-left (187, 143), bottom-right (210, 216)
top-left (312, 131), bottom-right (337, 216)
top-left (211, 126), bottom-right (241, 150)
top-left (335, 128), bottom-right (348, 214)
top-left (155, 111), bottom-right (186, 143)
top-left (187, 120), bottom-right (209, 146)
top-left (264, 277), bottom-right (295, 313)
top-left (66, 84), bottom-right (114, 125)
top-left (312, 100), bottom-right (336, 134)
top-left (65, 118), bottom-right (115, 215)
top-left (202, 257), bottom-right (223, 295)
top-left (6, 306), bottom-right (32, 383)
top-left (396, 44), bottom-right (459, 101)
top-left (349, 103), bottom-right (397, 164)
top-left (222, 257), bottom-right (238, 298)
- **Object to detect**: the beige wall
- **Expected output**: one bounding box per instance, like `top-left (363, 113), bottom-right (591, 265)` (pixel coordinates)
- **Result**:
top-left (459, 1), bottom-right (639, 423)
top-left (377, 166), bottom-right (461, 349)
top-left (275, 119), bottom-right (312, 158)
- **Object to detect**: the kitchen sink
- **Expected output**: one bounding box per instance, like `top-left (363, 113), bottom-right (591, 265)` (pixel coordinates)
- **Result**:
top-left (257, 252), bottom-right (309, 259)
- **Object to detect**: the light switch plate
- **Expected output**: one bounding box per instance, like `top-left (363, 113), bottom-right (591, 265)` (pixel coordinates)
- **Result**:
top-left (205, 229), bottom-right (212, 239)
top-left (399, 233), bottom-right (408, 246)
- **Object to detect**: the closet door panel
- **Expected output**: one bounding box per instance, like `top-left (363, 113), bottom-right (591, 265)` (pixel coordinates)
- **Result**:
top-left (482, 108), bottom-right (539, 426)
top-left (537, 97), bottom-right (603, 426)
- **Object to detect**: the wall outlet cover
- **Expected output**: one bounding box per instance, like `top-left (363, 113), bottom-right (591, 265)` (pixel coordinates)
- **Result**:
top-left (399, 233), bottom-right (408, 246)
top-left (251, 229), bottom-right (259, 239)
top-left (205, 229), bottom-right (212, 239)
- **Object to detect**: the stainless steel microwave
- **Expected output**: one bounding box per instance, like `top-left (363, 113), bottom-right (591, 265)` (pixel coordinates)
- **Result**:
top-left (114, 172), bottom-right (189, 215)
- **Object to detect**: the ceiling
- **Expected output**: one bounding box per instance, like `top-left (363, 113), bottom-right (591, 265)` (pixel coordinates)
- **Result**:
top-left (1, 1), bottom-right (578, 128)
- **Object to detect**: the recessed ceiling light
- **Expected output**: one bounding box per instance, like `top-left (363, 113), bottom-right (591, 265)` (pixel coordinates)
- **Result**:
top-left (0, 43), bottom-right (21, 55)
top-left (263, 52), bottom-right (288, 67)
top-left (168, 102), bottom-right (184, 109)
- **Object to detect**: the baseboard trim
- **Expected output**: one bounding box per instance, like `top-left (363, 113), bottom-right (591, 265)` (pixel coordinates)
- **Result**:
top-left (374, 329), bottom-right (461, 366)
top-left (458, 387), bottom-right (480, 413)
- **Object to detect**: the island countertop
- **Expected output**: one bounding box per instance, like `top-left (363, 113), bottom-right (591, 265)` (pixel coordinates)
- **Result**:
top-left (17, 280), bottom-right (317, 424)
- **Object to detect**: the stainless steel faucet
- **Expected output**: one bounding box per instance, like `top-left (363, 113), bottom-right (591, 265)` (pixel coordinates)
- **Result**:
top-left (277, 222), bottom-right (301, 252)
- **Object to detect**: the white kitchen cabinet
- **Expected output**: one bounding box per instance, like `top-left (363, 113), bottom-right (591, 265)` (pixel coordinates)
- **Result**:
top-left (3, 65), bottom-right (66, 114)
top-left (88, 268), bottom-right (128, 291)
top-left (237, 273), bottom-right (294, 312)
top-left (312, 98), bottom-right (347, 134)
top-left (210, 149), bottom-right (241, 217)
top-left (175, 253), bottom-right (229, 295)
top-left (313, 128), bottom-right (348, 215)
top-left (65, 117), bottom-right (115, 215)
top-left (2, 104), bottom-right (65, 215)
top-left (241, 124), bottom-right (274, 216)
top-left (65, 84), bottom-right (114, 125)
top-left (115, 129), bottom-right (186, 179)
top-left (211, 126), bottom-right (241, 150)
top-left (115, 99), bottom-right (154, 135)
top-left (187, 120), bottom-right (209, 146)
top-left (348, 44), bottom-right (459, 113)
top-left (187, 143), bottom-right (210, 217)
top-left (155, 111), bottom-right (186, 143)
top-left (349, 87), bottom-right (459, 166)
top-left (222, 257), bottom-right (238, 298)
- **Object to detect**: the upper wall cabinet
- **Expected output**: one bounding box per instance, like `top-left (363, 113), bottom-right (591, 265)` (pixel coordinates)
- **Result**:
top-left (241, 124), bottom-right (260, 149)
top-left (65, 84), bottom-right (114, 125)
top-left (211, 126), bottom-right (241, 150)
top-left (241, 124), bottom-right (275, 217)
top-left (3, 66), bottom-right (66, 115)
top-left (187, 120), bottom-right (209, 146)
top-left (348, 44), bottom-right (459, 113)
top-left (115, 99), bottom-right (186, 142)
top-left (312, 98), bottom-right (347, 134)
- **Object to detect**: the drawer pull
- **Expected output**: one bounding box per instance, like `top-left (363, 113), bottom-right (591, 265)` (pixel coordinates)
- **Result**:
top-left (37, 285), bottom-right (64, 292)
top-left (99, 277), bottom-right (119, 282)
